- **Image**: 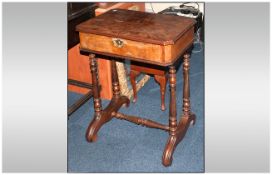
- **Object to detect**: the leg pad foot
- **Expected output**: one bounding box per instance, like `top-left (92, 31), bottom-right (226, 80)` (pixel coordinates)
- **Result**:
top-left (162, 113), bottom-right (196, 166)
top-left (86, 96), bottom-right (130, 142)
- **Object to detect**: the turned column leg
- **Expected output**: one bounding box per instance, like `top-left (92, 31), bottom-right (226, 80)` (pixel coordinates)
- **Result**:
top-left (86, 56), bottom-right (130, 142)
top-left (162, 53), bottom-right (196, 166)
top-left (86, 55), bottom-right (130, 142)
top-left (86, 54), bottom-right (102, 142)
top-left (168, 66), bottom-right (177, 135)
top-left (162, 66), bottom-right (177, 166)
top-left (111, 60), bottom-right (121, 99)
top-left (89, 54), bottom-right (102, 119)
top-left (182, 53), bottom-right (196, 124)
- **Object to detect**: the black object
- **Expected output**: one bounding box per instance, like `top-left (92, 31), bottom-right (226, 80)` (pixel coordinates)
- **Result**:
top-left (68, 3), bottom-right (97, 50)
top-left (159, 6), bottom-right (203, 33)
top-left (68, 79), bottom-right (94, 117)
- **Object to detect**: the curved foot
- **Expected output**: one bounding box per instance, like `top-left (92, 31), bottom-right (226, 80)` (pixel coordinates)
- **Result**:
top-left (86, 96), bottom-right (130, 142)
top-left (190, 113), bottom-right (196, 125)
top-left (162, 136), bottom-right (177, 166)
top-left (86, 112), bottom-right (105, 142)
top-left (162, 113), bottom-right (196, 166)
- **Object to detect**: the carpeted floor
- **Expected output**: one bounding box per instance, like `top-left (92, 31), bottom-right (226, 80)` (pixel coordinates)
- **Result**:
top-left (68, 44), bottom-right (204, 172)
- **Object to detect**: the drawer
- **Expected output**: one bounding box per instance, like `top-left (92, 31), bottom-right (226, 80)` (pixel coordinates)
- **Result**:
top-left (79, 27), bottom-right (194, 66)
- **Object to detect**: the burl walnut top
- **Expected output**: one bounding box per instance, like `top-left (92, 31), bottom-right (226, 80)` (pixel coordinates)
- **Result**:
top-left (76, 9), bottom-right (196, 45)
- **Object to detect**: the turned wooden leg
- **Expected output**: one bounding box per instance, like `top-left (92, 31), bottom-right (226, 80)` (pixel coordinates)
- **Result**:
top-left (111, 60), bottom-right (121, 99)
top-left (168, 66), bottom-right (177, 136)
top-left (129, 70), bottom-right (141, 103)
top-left (89, 54), bottom-right (102, 120)
top-left (162, 53), bottom-right (196, 166)
top-left (162, 66), bottom-right (177, 166)
top-left (86, 54), bottom-right (102, 142)
top-left (181, 53), bottom-right (196, 124)
top-left (182, 53), bottom-right (196, 125)
top-left (154, 74), bottom-right (167, 111)
top-left (86, 55), bottom-right (130, 142)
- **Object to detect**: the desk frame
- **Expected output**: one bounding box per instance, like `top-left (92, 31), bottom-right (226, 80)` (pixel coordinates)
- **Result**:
top-left (84, 50), bottom-right (196, 166)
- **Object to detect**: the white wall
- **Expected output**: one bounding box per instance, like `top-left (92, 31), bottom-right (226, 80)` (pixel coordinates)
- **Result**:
top-left (145, 2), bottom-right (204, 14)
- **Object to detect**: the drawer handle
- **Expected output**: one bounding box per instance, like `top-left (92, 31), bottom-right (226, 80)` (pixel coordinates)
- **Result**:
top-left (112, 38), bottom-right (124, 48)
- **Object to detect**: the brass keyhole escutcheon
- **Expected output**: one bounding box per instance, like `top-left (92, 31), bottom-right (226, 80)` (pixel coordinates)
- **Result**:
top-left (112, 38), bottom-right (124, 48)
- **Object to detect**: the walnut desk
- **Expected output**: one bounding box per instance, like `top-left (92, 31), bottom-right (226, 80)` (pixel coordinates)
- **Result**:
top-left (76, 9), bottom-right (196, 166)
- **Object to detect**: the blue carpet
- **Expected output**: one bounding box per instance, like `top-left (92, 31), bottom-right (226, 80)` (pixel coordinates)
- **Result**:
top-left (68, 45), bottom-right (204, 172)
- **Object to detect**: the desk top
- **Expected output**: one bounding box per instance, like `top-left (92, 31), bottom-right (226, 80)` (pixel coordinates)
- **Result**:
top-left (76, 9), bottom-right (195, 45)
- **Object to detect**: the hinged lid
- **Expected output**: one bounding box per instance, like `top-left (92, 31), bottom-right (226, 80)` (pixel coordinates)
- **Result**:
top-left (76, 9), bottom-right (196, 46)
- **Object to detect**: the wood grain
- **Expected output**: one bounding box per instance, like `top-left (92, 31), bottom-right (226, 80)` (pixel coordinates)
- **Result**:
top-left (76, 9), bottom-right (196, 45)
top-left (79, 33), bottom-right (164, 63)
top-left (77, 9), bottom-right (195, 65)
top-left (79, 26), bottom-right (194, 66)
top-left (93, 3), bottom-right (145, 99)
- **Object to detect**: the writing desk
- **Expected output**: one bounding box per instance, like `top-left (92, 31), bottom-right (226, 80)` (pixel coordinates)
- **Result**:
top-left (76, 9), bottom-right (196, 166)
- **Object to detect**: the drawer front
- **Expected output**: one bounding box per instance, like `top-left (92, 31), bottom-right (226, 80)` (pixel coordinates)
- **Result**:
top-left (79, 33), bottom-right (164, 63)
top-left (79, 26), bottom-right (194, 65)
